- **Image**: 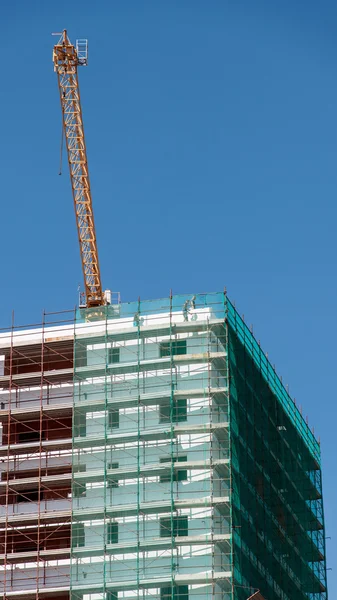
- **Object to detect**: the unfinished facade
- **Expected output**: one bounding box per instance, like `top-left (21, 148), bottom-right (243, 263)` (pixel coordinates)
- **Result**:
top-left (0, 292), bottom-right (328, 599)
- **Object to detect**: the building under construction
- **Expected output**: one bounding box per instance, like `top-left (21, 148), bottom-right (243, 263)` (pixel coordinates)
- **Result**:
top-left (0, 291), bottom-right (328, 600)
top-left (0, 28), bottom-right (328, 600)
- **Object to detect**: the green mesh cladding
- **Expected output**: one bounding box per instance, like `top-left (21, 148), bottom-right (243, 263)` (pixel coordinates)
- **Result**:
top-left (70, 292), bottom-right (327, 600)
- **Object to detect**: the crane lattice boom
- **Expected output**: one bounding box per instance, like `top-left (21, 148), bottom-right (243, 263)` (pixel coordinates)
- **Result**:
top-left (53, 30), bottom-right (103, 308)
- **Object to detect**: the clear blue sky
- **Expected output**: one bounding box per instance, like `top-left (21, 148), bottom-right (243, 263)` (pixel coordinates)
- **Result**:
top-left (1, 0), bottom-right (336, 592)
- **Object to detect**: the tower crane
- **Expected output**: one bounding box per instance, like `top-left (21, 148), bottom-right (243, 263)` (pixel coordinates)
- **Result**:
top-left (53, 30), bottom-right (107, 308)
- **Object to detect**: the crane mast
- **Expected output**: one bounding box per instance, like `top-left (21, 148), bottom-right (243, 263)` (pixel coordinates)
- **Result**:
top-left (53, 30), bottom-right (104, 308)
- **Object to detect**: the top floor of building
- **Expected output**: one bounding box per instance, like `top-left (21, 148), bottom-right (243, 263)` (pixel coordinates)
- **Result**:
top-left (0, 291), bottom-right (321, 465)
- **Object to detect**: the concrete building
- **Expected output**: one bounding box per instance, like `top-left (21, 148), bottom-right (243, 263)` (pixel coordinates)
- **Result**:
top-left (0, 292), bottom-right (328, 599)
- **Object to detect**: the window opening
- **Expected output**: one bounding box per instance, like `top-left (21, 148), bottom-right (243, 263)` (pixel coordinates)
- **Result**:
top-left (160, 340), bottom-right (187, 358)
top-left (109, 347), bottom-right (120, 364)
top-left (108, 408), bottom-right (119, 429)
top-left (160, 516), bottom-right (188, 537)
top-left (17, 489), bottom-right (40, 503)
top-left (74, 411), bottom-right (86, 437)
top-left (18, 430), bottom-right (41, 443)
top-left (73, 523), bottom-right (85, 548)
top-left (73, 464), bottom-right (86, 498)
top-left (107, 521), bottom-right (118, 544)
top-left (160, 399), bottom-right (187, 423)
top-left (160, 456), bottom-right (187, 483)
top-left (161, 585), bottom-right (189, 600)
top-left (107, 462), bottom-right (119, 488)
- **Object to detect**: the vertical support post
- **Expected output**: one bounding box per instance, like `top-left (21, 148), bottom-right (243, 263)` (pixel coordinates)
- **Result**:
top-left (169, 289), bottom-right (175, 598)
top-left (103, 303), bottom-right (109, 598)
top-left (35, 309), bottom-right (46, 598)
top-left (3, 310), bottom-right (15, 597)
top-left (136, 295), bottom-right (141, 595)
top-left (207, 314), bottom-right (215, 600)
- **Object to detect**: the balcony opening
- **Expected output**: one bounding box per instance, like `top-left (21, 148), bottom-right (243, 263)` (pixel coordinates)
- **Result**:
top-left (0, 524), bottom-right (71, 553)
top-left (3, 415), bottom-right (72, 446)
top-left (3, 341), bottom-right (74, 376)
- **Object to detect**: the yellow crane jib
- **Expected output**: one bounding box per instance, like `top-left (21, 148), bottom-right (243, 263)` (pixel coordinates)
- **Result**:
top-left (53, 30), bottom-right (104, 308)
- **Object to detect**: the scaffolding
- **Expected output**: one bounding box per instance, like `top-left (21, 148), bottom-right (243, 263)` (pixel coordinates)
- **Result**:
top-left (0, 308), bottom-right (76, 599)
top-left (0, 291), bottom-right (328, 600)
